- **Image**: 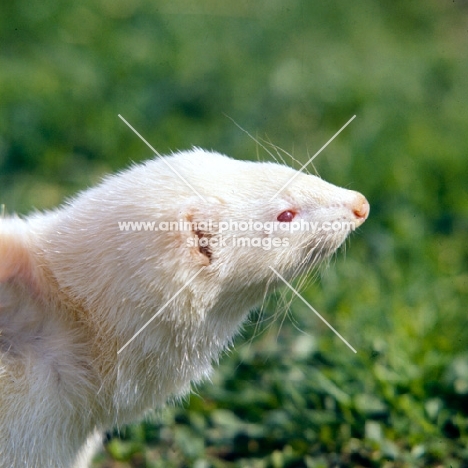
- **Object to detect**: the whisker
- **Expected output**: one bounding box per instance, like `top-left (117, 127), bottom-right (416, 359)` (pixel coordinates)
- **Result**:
top-left (224, 114), bottom-right (278, 163)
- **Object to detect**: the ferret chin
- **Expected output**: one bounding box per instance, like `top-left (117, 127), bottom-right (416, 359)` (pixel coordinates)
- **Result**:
top-left (0, 148), bottom-right (369, 468)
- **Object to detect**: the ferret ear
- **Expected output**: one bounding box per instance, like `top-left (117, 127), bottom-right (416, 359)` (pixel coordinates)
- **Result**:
top-left (179, 197), bottom-right (220, 266)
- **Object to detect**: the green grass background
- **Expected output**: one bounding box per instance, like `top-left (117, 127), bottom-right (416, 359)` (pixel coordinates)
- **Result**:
top-left (1, 1), bottom-right (468, 466)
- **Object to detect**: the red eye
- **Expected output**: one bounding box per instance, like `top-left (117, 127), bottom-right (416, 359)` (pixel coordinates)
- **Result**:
top-left (277, 210), bottom-right (296, 222)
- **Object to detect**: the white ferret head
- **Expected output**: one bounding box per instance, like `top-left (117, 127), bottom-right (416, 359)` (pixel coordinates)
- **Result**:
top-left (169, 149), bottom-right (369, 281)
top-left (165, 150), bottom-right (367, 288)
top-left (27, 149), bottom-right (368, 332)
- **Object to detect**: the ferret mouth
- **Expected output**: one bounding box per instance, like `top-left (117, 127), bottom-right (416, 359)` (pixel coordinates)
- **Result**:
top-left (294, 229), bottom-right (350, 274)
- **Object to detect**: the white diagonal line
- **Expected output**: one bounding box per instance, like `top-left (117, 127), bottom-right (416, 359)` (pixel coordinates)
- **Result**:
top-left (270, 115), bottom-right (356, 200)
top-left (269, 266), bottom-right (357, 353)
top-left (117, 266), bottom-right (206, 354)
top-left (118, 114), bottom-right (207, 202)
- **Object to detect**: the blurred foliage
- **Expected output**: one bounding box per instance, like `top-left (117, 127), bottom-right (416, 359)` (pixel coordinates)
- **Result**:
top-left (1, 0), bottom-right (468, 466)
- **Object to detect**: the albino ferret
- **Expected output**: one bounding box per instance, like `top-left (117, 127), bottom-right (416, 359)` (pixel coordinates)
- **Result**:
top-left (0, 149), bottom-right (369, 467)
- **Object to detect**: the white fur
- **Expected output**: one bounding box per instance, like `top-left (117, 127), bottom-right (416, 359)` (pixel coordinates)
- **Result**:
top-left (0, 149), bottom-right (368, 467)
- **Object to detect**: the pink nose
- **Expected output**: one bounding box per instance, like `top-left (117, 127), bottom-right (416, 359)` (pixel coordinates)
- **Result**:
top-left (351, 193), bottom-right (370, 226)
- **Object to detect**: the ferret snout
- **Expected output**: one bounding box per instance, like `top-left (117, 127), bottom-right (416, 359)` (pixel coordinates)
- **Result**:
top-left (349, 192), bottom-right (370, 227)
